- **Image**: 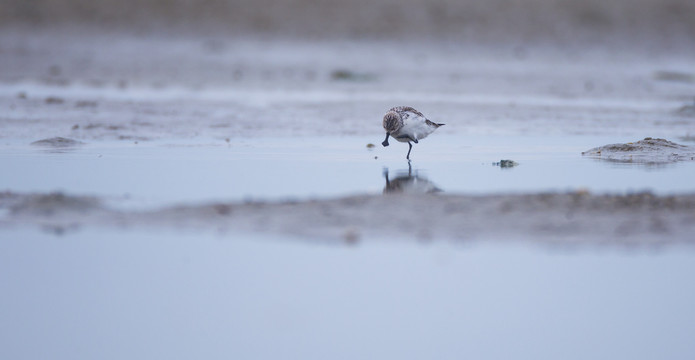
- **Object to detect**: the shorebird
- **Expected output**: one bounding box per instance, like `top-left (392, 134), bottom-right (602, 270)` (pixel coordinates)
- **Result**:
top-left (381, 106), bottom-right (444, 160)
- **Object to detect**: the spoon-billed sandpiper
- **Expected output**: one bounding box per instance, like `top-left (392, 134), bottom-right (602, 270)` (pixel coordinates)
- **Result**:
top-left (381, 106), bottom-right (444, 160)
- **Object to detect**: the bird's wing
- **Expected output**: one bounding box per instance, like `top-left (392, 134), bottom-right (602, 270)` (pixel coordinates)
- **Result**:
top-left (390, 106), bottom-right (425, 118)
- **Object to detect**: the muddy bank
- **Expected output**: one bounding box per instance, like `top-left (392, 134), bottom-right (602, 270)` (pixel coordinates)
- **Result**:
top-left (3, 191), bottom-right (695, 245)
top-left (30, 136), bottom-right (85, 147)
top-left (583, 137), bottom-right (695, 164)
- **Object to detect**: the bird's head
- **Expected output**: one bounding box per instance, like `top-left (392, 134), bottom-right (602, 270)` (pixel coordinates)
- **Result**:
top-left (382, 111), bottom-right (401, 133)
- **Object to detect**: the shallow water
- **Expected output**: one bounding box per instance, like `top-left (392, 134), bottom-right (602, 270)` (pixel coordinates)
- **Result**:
top-left (2, 134), bottom-right (695, 209)
top-left (1, 228), bottom-right (694, 360)
top-left (3, 135), bottom-right (695, 208)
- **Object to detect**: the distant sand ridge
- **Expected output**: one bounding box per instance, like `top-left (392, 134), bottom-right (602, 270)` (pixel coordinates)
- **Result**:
top-left (1, 0), bottom-right (694, 45)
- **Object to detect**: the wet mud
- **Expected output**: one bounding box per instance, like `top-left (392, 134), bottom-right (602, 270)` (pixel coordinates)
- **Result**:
top-left (3, 191), bottom-right (695, 245)
top-left (30, 137), bottom-right (85, 147)
top-left (582, 138), bottom-right (695, 164)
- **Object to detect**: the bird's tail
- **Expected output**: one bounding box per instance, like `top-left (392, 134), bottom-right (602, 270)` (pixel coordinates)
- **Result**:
top-left (425, 119), bottom-right (445, 128)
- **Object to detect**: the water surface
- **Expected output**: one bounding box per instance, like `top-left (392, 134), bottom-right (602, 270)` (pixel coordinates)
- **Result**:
top-left (1, 228), bottom-right (694, 360)
top-left (2, 135), bottom-right (694, 208)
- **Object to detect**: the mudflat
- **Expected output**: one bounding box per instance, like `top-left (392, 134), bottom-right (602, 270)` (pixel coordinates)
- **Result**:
top-left (2, 27), bottom-right (695, 244)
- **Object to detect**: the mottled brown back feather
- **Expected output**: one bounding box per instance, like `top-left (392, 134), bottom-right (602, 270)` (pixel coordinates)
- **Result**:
top-left (391, 106), bottom-right (444, 127)
top-left (389, 106), bottom-right (424, 117)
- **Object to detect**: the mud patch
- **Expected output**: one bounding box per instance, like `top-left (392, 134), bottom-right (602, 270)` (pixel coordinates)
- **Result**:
top-left (75, 100), bottom-right (98, 108)
top-left (84, 123), bottom-right (124, 131)
top-left (654, 71), bottom-right (695, 84)
top-left (30, 137), bottom-right (85, 147)
top-left (3, 191), bottom-right (695, 245)
top-left (44, 96), bottom-right (65, 104)
top-left (6, 192), bottom-right (101, 218)
top-left (582, 137), bottom-right (695, 164)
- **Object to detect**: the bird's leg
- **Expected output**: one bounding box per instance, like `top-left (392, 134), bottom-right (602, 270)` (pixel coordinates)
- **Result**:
top-left (382, 133), bottom-right (390, 147)
top-left (406, 142), bottom-right (413, 160)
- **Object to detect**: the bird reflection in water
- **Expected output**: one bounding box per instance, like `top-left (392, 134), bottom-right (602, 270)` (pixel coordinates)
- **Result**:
top-left (383, 162), bottom-right (442, 194)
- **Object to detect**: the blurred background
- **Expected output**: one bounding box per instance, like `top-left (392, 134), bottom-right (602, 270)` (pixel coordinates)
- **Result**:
top-left (1, 0), bottom-right (694, 48)
top-left (1, 0), bottom-right (694, 142)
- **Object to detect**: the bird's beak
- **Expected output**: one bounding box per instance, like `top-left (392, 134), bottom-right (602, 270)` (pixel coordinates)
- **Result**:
top-left (382, 133), bottom-right (390, 147)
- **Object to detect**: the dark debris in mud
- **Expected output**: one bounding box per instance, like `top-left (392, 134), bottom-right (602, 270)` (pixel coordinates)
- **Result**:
top-left (330, 69), bottom-right (376, 82)
top-left (493, 159), bottom-right (519, 168)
